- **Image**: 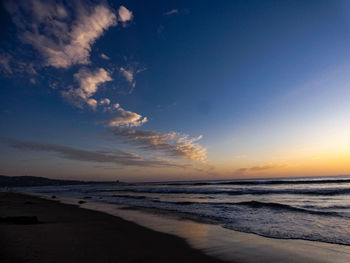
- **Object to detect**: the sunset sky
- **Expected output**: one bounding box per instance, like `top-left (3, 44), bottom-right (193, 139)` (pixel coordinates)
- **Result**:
top-left (1, 0), bottom-right (350, 182)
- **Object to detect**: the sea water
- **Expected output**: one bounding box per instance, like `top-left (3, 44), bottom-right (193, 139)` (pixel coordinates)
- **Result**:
top-left (17, 176), bottom-right (350, 246)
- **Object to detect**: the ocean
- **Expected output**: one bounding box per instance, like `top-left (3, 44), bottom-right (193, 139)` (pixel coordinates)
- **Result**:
top-left (16, 176), bottom-right (350, 246)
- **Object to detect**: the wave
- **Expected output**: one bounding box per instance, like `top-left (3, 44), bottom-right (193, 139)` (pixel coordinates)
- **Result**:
top-left (26, 181), bottom-right (350, 197)
top-left (159, 178), bottom-right (350, 186)
top-left (171, 201), bottom-right (195, 205)
top-left (159, 200), bottom-right (342, 217)
top-left (99, 187), bottom-right (350, 196)
top-left (227, 188), bottom-right (350, 196)
top-left (233, 201), bottom-right (341, 216)
top-left (303, 204), bottom-right (350, 210)
top-left (111, 194), bottom-right (147, 199)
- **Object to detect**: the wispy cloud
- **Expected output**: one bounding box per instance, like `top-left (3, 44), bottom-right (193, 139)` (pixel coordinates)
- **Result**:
top-left (2, 138), bottom-right (184, 168)
top-left (99, 98), bottom-right (111, 105)
top-left (118, 6), bottom-right (133, 26)
top-left (164, 9), bottom-right (179, 16)
top-left (62, 67), bottom-right (112, 109)
top-left (108, 104), bottom-right (148, 127)
top-left (2, 1), bottom-right (207, 172)
top-left (118, 64), bottom-right (146, 94)
top-left (0, 56), bottom-right (38, 76)
top-left (0, 54), bottom-right (12, 74)
top-left (100, 53), bottom-right (110, 60)
top-left (235, 164), bottom-right (285, 174)
top-left (120, 67), bottom-right (135, 85)
top-left (111, 128), bottom-right (207, 162)
top-left (163, 8), bottom-right (190, 16)
top-left (5, 0), bottom-right (117, 69)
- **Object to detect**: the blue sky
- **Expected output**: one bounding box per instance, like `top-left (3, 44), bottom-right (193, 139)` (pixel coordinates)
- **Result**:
top-left (1, 0), bottom-right (350, 181)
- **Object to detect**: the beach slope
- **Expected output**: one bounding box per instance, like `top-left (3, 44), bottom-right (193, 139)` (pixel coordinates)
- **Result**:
top-left (0, 193), bottom-right (225, 263)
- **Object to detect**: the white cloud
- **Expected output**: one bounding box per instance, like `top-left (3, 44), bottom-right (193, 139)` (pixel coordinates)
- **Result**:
top-left (109, 104), bottom-right (148, 127)
top-left (119, 65), bottom-right (146, 93)
top-left (87, 98), bottom-right (98, 109)
top-left (120, 67), bottom-right (134, 83)
top-left (74, 68), bottom-right (111, 98)
top-left (118, 6), bottom-right (133, 26)
top-left (5, 0), bottom-right (117, 69)
top-left (100, 53), bottom-right (110, 60)
top-left (62, 67), bottom-right (112, 109)
top-left (112, 128), bottom-right (207, 162)
top-left (99, 98), bottom-right (111, 105)
top-left (164, 9), bottom-right (179, 16)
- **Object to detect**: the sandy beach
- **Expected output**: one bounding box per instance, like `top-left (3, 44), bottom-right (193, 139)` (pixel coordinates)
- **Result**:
top-left (1, 1), bottom-right (350, 262)
top-left (3, 191), bottom-right (350, 263)
top-left (0, 192), bottom-right (224, 263)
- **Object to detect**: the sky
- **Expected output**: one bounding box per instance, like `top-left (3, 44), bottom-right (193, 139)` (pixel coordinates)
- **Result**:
top-left (0, 0), bottom-right (350, 182)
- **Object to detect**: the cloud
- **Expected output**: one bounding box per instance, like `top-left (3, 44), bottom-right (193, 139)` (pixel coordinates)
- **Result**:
top-left (119, 67), bottom-right (135, 90)
top-left (3, 138), bottom-right (184, 168)
top-left (0, 52), bottom-right (38, 76)
top-left (62, 67), bottom-right (112, 109)
top-left (236, 164), bottom-right (284, 173)
top-left (157, 25), bottom-right (165, 35)
top-left (119, 67), bottom-right (134, 83)
top-left (0, 54), bottom-right (12, 74)
top-left (111, 128), bottom-right (207, 162)
top-left (100, 53), bottom-right (110, 60)
top-left (164, 9), bottom-right (179, 16)
top-left (163, 9), bottom-right (190, 16)
top-left (5, 0), bottom-right (117, 69)
top-left (119, 64), bottom-right (146, 93)
top-left (108, 104), bottom-right (148, 127)
top-left (99, 98), bottom-right (111, 105)
top-left (118, 6), bottom-right (133, 26)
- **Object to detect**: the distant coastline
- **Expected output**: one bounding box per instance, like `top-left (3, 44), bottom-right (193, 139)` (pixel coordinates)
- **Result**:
top-left (0, 175), bottom-right (123, 187)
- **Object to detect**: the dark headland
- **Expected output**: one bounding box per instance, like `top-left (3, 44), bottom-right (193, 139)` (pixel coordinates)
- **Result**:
top-left (0, 175), bottom-right (121, 187)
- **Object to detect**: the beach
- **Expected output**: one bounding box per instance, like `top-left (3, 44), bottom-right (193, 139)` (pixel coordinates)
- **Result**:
top-left (0, 192), bottom-right (224, 263)
top-left (3, 191), bottom-right (350, 263)
top-left (1, 1), bottom-right (349, 262)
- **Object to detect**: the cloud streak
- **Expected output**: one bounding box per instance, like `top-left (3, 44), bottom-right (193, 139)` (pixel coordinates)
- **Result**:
top-left (100, 53), bottom-right (110, 60)
top-left (5, 0), bottom-right (117, 69)
top-left (164, 9), bottom-right (179, 16)
top-left (235, 164), bottom-right (285, 174)
top-left (120, 67), bottom-right (134, 85)
top-left (111, 128), bottom-right (207, 162)
top-left (119, 67), bottom-right (136, 93)
top-left (0, 54), bottom-right (12, 74)
top-left (108, 104), bottom-right (148, 127)
top-left (3, 138), bottom-right (184, 168)
top-left (118, 64), bottom-right (146, 94)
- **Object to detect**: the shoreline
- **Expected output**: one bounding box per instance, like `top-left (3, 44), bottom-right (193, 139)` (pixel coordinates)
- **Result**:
top-left (78, 199), bottom-right (350, 263)
top-left (96, 204), bottom-right (350, 246)
top-left (3, 192), bottom-right (350, 263)
top-left (0, 192), bottom-right (225, 263)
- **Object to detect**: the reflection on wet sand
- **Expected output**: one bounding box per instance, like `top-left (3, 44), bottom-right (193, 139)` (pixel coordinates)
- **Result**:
top-left (80, 200), bottom-right (350, 263)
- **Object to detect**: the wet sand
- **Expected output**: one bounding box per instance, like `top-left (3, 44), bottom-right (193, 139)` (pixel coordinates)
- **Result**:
top-left (3, 192), bottom-right (350, 263)
top-left (79, 199), bottom-right (350, 263)
top-left (0, 192), bottom-right (225, 263)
